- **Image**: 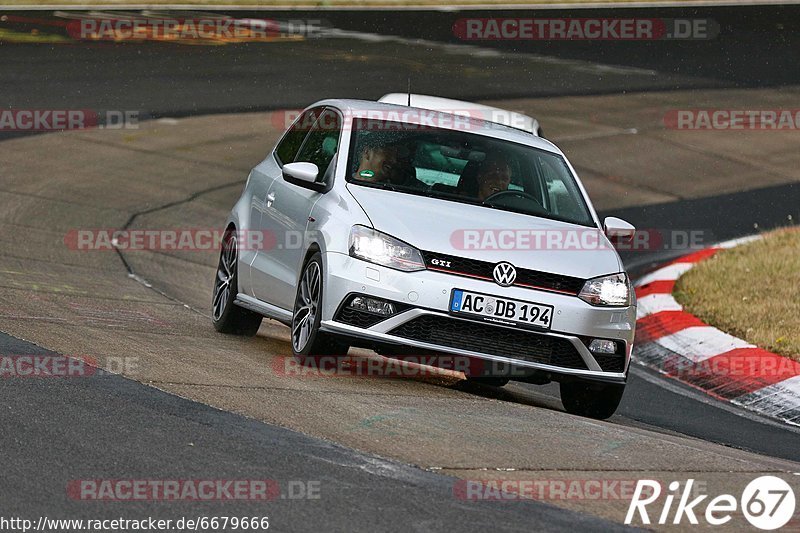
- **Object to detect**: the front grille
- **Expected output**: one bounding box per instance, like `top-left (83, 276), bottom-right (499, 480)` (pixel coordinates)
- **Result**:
top-left (421, 251), bottom-right (585, 295)
top-left (388, 315), bottom-right (587, 370)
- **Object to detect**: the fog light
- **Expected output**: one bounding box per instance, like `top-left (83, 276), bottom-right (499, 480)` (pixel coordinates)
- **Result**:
top-left (588, 339), bottom-right (618, 354)
top-left (349, 296), bottom-right (396, 316)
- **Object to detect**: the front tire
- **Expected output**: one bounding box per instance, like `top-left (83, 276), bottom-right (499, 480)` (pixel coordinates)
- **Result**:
top-left (560, 380), bottom-right (625, 420)
top-left (291, 252), bottom-right (348, 361)
top-left (211, 230), bottom-right (262, 336)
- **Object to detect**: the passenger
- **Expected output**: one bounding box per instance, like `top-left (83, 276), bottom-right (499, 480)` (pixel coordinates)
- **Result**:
top-left (353, 144), bottom-right (394, 183)
top-left (354, 143), bottom-right (427, 190)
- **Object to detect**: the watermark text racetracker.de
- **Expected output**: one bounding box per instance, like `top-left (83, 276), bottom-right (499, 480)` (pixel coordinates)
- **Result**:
top-left (68, 16), bottom-right (325, 41)
top-left (665, 109), bottom-right (800, 130)
top-left (453, 17), bottom-right (719, 40)
top-left (67, 479), bottom-right (320, 501)
top-left (659, 353), bottom-right (800, 380)
top-left (0, 354), bottom-right (139, 378)
top-left (0, 109), bottom-right (139, 131)
top-left (454, 478), bottom-right (662, 502)
top-left (271, 354), bottom-right (528, 379)
top-left (64, 228), bottom-right (325, 252)
top-left (449, 228), bottom-right (710, 252)
top-left (271, 107), bottom-right (533, 133)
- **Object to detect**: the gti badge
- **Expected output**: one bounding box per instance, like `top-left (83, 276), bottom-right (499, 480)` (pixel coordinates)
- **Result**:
top-left (492, 262), bottom-right (517, 287)
top-left (430, 258), bottom-right (452, 268)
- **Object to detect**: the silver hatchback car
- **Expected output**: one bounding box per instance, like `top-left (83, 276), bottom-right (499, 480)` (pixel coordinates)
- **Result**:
top-left (212, 99), bottom-right (637, 419)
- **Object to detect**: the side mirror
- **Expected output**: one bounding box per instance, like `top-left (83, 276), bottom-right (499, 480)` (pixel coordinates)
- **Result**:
top-left (282, 162), bottom-right (327, 192)
top-left (604, 217), bottom-right (636, 243)
top-left (283, 162), bottom-right (319, 183)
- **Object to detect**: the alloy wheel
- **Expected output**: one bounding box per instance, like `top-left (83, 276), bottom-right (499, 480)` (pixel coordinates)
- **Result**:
top-left (212, 233), bottom-right (237, 321)
top-left (292, 261), bottom-right (321, 352)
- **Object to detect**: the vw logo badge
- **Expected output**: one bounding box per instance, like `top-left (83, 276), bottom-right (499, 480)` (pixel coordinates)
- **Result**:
top-left (492, 262), bottom-right (517, 287)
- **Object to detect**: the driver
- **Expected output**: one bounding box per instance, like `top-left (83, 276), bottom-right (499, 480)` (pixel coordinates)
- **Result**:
top-left (475, 153), bottom-right (512, 201)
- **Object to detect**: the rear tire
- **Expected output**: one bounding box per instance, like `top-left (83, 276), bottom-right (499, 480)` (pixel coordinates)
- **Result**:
top-left (291, 252), bottom-right (349, 362)
top-left (560, 380), bottom-right (625, 420)
top-left (211, 229), bottom-right (262, 336)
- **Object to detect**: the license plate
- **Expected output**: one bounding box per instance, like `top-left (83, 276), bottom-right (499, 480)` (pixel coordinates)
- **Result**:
top-left (449, 289), bottom-right (553, 330)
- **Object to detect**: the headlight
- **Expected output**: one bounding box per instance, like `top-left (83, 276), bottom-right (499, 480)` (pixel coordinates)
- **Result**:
top-left (348, 226), bottom-right (425, 272)
top-left (579, 273), bottom-right (630, 306)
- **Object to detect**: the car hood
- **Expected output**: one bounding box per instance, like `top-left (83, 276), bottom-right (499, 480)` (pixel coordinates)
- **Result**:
top-left (346, 184), bottom-right (622, 280)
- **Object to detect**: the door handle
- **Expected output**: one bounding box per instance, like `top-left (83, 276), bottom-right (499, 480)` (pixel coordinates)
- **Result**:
top-left (266, 192), bottom-right (275, 208)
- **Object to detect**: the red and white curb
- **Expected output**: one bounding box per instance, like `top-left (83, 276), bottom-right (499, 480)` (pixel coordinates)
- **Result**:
top-left (633, 235), bottom-right (800, 427)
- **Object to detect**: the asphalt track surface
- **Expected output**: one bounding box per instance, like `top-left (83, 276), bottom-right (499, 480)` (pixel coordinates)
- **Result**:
top-left (0, 332), bottom-right (625, 532)
top-left (1, 6), bottom-right (800, 530)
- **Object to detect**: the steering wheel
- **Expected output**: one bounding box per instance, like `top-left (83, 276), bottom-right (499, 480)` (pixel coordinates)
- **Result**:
top-left (484, 189), bottom-right (543, 207)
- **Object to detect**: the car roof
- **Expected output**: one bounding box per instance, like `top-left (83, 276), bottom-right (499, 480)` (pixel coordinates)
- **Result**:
top-left (378, 93), bottom-right (539, 136)
top-left (312, 98), bottom-right (561, 155)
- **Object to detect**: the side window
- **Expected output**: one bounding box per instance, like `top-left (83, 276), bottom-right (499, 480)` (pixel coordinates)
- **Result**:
top-left (274, 107), bottom-right (323, 166)
top-left (294, 108), bottom-right (342, 178)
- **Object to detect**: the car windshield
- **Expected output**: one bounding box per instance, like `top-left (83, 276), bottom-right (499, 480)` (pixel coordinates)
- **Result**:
top-left (346, 119), bottom-right (594, 226)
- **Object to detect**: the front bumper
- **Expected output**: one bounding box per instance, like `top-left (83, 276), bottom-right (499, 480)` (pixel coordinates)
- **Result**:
top-left (320, 252), bottom-right (635, 383)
